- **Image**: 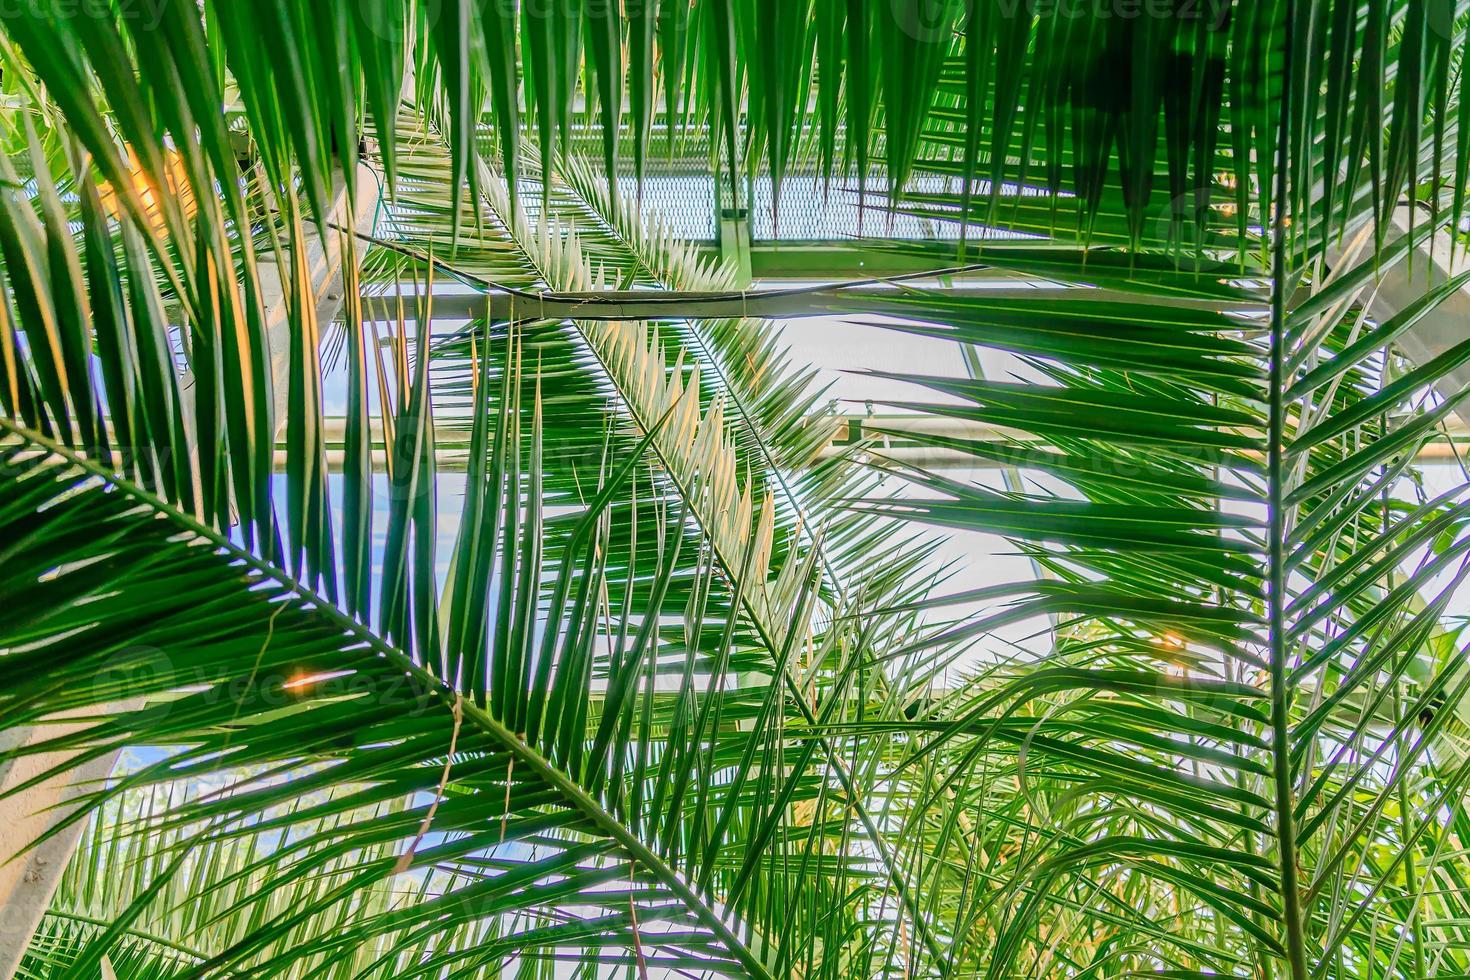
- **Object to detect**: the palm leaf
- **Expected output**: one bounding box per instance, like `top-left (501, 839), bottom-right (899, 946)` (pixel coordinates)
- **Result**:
top-left (856, 221), bottom-right (1470, 976)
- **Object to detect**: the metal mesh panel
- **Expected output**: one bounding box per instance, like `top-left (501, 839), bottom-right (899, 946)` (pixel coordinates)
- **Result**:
top-left (749, 174), bottom-right (1043, 243)
top-left (493, 121), bottom-right (1053, 246)
top-left (623, 175), bottom-right (718, 240)
top-left (549, 125), bottom-right (721, 240)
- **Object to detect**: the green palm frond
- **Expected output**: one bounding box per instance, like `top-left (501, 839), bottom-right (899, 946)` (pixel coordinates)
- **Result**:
top-left (856, 222), bottom-right (1470, 975)
top-left (5, 1), bottom-right (1470, 977)
top-left (0, 33), bottom-right (963, 979)
top-left (0, 47), bottom-right (928, 980)
top-left (0, 419), bottom-right (797, 978)
top-left (6, 1), bottom-right (1468, 255)
top-left (363, 111), bottom-right (962, 968)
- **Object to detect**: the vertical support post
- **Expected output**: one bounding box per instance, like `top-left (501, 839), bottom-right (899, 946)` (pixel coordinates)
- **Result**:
top-left (719, 206), bottom-right (753, 287)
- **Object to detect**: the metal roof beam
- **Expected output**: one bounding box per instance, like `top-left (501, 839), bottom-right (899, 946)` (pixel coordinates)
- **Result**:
top-left (364, 278), bottom-right (1262, 323)
top-left (251, 415), bottom-right (1468, 473)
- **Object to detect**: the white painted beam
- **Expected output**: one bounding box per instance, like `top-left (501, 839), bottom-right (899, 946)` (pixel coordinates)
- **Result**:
top-left (256, 165), bottom-right (381, 436)
top-left (1333, 205), bottom-right (1470, 425)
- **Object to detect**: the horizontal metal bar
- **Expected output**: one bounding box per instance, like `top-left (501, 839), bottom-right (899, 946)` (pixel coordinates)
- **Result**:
top-left (362, 281), bottom-right (1263, 323)
top-left (736, 243), bottom-right (998, 280)
top-left (17, 421), bottom-right (1466, 475)
top-left (259, 437), bottom-right (1470, 472)
top-left (277, 415), bottom-right (1468, 473)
